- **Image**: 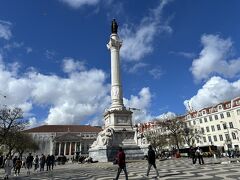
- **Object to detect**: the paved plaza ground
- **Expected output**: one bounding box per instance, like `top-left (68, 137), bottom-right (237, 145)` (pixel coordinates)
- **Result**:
top-left (1, 157), bottom-right (240, 179)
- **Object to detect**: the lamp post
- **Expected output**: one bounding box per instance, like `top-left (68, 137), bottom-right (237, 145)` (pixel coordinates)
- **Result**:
top-left (128, 107), bottom-right (140, 127)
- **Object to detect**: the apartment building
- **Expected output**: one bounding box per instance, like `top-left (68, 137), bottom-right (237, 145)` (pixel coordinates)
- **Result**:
top-left (185, 97), bottom-right (240, 150)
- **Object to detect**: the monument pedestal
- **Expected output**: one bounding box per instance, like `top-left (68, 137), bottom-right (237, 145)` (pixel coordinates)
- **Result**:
top-left (89, 109), bottom-right (144, 162)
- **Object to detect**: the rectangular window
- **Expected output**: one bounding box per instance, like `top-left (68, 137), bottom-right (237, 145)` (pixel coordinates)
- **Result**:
top-left (209, 116), bottom-right (213, 121)
top-left (220, 113), bottom-right (224, 119)
top-left (200, 118), bottom-right (203, 123)
top-left (213, 135), bottom-right (217, 142)
top-left (208, 136), bottom-right (212, 143)
top-left (203, 136), bottom-right (207, 142)
top-left (201, 128), bottom-right (205, 134)
top-left (219, 135), bottom-right (223, 141)
top-left (206, 126), bottom-right (210, 132)
top-left (195, 129), bottom-right (198, 134)
top-left (217, 124), bottom-right (221, 130)
top-left (229, 122), bottom-right (234, 128)
top-left (193, 120), bottom-right (196, 125)
top-left (225, 134), bottom-right (230, 141)
top-left (215, 115), bottom-right (218, 120)
top-left (237, 109), bottom-right (240, 115)
top-left (223, 123), bottom-right (227, 129)
top-left (211, 125), bottom-right (215, 132)
top-left (204, 117), bottom-right (208, 122)
top-left (189, 121), bottom-right (191, 126)
top-left (232, 132), bottom-right (236, 140)
top-left (226, 112), bottom-right (231, 117)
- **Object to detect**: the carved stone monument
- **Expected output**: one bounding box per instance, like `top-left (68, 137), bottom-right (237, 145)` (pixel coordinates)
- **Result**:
top-left (89, 19), bottom-right (144, 162)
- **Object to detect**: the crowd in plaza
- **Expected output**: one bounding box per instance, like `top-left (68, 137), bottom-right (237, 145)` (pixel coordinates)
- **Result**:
top-left (0, 153), bottom-right (56, 179)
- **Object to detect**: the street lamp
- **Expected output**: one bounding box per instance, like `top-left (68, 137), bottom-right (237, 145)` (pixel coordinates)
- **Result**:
top-left (128, 107), bottom-right (140, 126)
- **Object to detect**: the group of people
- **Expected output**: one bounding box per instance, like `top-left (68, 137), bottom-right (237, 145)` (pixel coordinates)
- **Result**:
top-left (189, 146), bottom-right (205, 165)
top-left (114, 145), bottom-right (159, 180)
top-left (1, 153), bottom-right (56, 179)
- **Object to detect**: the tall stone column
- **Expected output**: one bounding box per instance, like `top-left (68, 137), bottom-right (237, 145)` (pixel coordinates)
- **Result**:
top-left (107, 26), bottom-right (124, 111)
top-left (64, 143), bottom-right (66, 155)
top-left (69, 142), bottom-right (72, 155)
top-left (58, 143), bottom-right (61, 156)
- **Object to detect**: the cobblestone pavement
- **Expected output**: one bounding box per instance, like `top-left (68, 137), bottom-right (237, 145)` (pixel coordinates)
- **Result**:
top-left (1, 158), bottom-right (240, 179)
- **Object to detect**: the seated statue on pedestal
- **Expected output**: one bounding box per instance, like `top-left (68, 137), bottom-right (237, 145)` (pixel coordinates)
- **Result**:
top-left (91, 128), bottom-right (114, 147)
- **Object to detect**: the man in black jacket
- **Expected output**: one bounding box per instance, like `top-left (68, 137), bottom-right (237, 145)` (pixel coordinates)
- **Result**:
top-left (146, 145), bottom-right (159, 177)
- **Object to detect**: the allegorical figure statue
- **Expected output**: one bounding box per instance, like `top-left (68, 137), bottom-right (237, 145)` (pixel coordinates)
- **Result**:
top-left (111, 19), bottom-right (118, 34)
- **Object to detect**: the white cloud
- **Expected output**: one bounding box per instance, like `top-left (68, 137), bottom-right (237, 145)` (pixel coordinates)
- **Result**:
top-left (59, 0), bottom-right (101, 8)
top-left (149, 67), bottom-right (163, 79)
top-left (157, 111), bottom-right (176, 120)
top-left (0, 56), bottom-right (161, 125)
top-left (45, 50), bottom-right (56, 59)
top-left (120, 0), bottom-right (172, 61)
top-left (191, 34), bottom-right (240, 82)
top-left (0, 57), bottom-right (110, 125)
top-left (0, 20), bottom-right (12, 40)
top-left (128, 62), bottom-right (148, 73)
top-left (62, 57), bottom-right (86, 73)
top-left (124, 87), bottom-right (153, 123)
top-left (170, 51), bottom-right (196, 59)
top-left (26, 47), bottom-right (33, 54)
top-left (184, 76), bottom-right (240, 111)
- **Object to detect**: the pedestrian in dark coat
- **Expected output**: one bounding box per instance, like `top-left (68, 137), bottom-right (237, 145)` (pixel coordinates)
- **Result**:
top-left (40, 154), bottom-right (46, 171)
top-left (114, 147), bottom-right (128, 180)
top-left (46, 155), bottom-right (51, 171)
top-left (26, 153), bottom-right (33, 175)
top-left (50, 155), bottom-right (55, 170)
top-left (146, 145), bottom-right (159, 177)
top-left (189, 146), bottom-right (196, 164)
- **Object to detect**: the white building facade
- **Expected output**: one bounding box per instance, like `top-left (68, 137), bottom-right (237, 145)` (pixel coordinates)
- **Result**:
top-left (185, 97), bottom-right (240, 151)
top-left (25, 125), bottom-right (102, 157)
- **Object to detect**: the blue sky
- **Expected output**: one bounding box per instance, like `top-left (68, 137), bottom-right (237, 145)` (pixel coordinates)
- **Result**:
top-left (0, 0), bottom-right (240, 127)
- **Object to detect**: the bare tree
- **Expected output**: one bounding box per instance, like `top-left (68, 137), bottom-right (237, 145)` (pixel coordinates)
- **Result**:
top-left (156, 117), bottom-right (185, 151)
top-left (0, 107), bottom-right (27, 146)
top-left (145, 133), bottom-right (168, 154)
top-left (182, 125), bottom-right (202, 147)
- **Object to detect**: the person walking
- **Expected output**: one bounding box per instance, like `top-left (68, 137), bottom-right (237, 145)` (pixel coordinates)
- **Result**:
top-left (50, 155), bottom-right (55, 170)
top-left (146, 145), bottom-right (159, 178)
top-left (46, 155), bottom-right (51, 171)
top-left (189, 146), bottom-right (196, 164)
top-left (14, 158), bottom-right (22, 176)
top-left (40, 154), bottom-right (46, 171)
top-left (4, 156), bottom-right (13, 180)
top-left (114, 147), bottom-right (128, 180)
top-left (26, 153), bottom-right (34, 175)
